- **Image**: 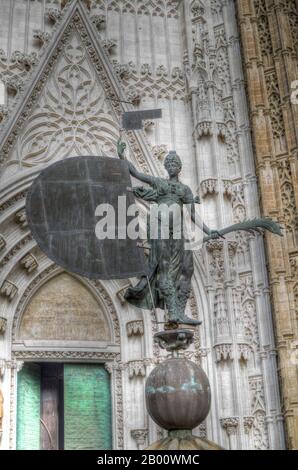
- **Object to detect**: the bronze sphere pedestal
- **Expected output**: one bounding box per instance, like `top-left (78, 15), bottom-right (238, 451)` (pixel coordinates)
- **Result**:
top-left (144, 326), bottom-right (222, 450)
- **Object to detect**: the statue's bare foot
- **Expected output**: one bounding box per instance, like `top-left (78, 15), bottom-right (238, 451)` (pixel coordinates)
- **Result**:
top-left (177, 315), bottom-right (202, 326)
top-left (166, 315), bottom-right (202, 327)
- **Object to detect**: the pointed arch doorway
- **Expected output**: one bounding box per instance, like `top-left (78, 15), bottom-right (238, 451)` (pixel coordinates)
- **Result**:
top-left (17, 362), bottom-right (112, 450)
top-left (13, 271), bottom-right (120, 450)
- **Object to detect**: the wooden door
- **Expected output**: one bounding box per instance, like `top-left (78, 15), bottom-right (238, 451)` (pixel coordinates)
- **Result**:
top-left (40, 364), bottom-right (64, 450)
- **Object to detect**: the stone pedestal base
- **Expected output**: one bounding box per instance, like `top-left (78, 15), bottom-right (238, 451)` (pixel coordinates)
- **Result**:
top-left (146, 430), bottom-right (223, 450)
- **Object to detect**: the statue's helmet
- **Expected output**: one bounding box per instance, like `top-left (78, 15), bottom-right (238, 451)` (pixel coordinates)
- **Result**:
top-left (164, 151), bottom-right (182, 172)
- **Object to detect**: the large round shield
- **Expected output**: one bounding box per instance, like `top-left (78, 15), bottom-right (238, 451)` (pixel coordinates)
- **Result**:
top-left (26, 156), bottom-right (146, 279)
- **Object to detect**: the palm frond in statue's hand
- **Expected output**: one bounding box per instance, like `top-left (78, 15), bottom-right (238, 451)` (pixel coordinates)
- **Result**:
top-left (209, 230), bottom-right (225, 240)
top-left (203, 218), bottom-right (283, 243)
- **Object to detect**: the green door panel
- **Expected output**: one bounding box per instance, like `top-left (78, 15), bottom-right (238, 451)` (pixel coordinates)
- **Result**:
top-left (16, 363), bottom-right (41, 450)
top-left (64, 364), bottom-right (112, 450)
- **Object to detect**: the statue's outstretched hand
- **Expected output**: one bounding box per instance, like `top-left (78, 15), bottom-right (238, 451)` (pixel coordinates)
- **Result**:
top-left (209, 230), bottom-right (225, 240)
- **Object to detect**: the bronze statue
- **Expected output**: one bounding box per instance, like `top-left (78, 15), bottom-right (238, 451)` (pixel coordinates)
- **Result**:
top-left (117, 139), bottom-right (282, 326)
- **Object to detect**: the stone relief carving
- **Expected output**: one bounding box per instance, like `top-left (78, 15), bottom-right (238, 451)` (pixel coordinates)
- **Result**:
top-left (15, 209), bottom-right (28, 229)
top-left (278, 160), bottom-right (297, 237)
top-left (290, 254), bottom-right (298, 317)
top-left (0, 105), bottom-right (8, 123)
top-left (253, 0), bottom-right (273, 66)
top-left (112, 61), bottom-right (186, 101)
top-left (0, 10), bottom-right (152, 176)
top-left (231, 182), bottom-right (246, 223)
top-left (239, 276), bottom-right (259, 357)
top-left (90, 13), bottom-right (106, 33)
top-left (200, 178), bottom-right (218, 197)
top-left (243, 416), bottom-right (254, 434)
top-left (0, 191), bottom-right (27, 215)
top-left (150, 144), bottom-right (168, 161)
top-left (249, 375), bottom-right (269, 449)
top-left (220, 416), bottom-right (239, 435)
top-left (211, 0), bottom-right (223, 18)
top-left (0, 281), bottom-right (18, 301)
top-left (206, 240), bottom-right (225, 283)
top-left (265, 71), bottom-right (285, 150)
top-left (0, 235), bottom-right (6, 251)
top-left (214, 287), bottom-right (230, 337)
top-left (10, 34), bottom-right (118, 169)
top-left (127, 361), bottom-right (146, 379)
top-left (0, 317), bottom-right (7, 335)
top-left (20, 253), bottom-right (39, 274)
top-left (0, 234), bottom-right (33, 270)
top-left (91, 0), bottom-right (180, 19)
top-left (131, 429), bottom-right (148, 449)
top-left (33, 30), bottom-right (51, 47)
top-left (214, 343), bottom-right (233, 362)
top-left (286, 0), bottom-right (298, 55)
top-left (126, 320), bottom-right (144, 337)
top-left (0, 49), bottom-right (37, 117)
top-left (46, 6), bottom-right (63, 24)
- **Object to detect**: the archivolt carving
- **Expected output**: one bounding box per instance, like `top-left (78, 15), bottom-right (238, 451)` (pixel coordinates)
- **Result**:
top-left (0, 280), bottom-right (18, 301)
top-left (0, 191), bottom-right (27, 216)
top-left (0, 235), bottom-right (6, 251)
top-left (0, 234), bottom-right (33, 270)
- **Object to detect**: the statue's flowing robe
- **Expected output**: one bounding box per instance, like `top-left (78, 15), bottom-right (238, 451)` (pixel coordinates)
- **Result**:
top-left (124, 177), bottom-right (194, 310)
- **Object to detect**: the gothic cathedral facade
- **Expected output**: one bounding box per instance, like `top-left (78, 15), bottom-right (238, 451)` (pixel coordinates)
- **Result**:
top-left (0, 0), bottom-right (297, 450)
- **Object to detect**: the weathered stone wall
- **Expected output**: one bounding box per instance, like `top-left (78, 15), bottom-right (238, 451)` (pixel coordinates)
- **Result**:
top-left (237, 0), bottom-right (298, 449)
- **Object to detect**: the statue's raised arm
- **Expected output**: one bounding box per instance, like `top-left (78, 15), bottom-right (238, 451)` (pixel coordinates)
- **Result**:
top-left (117, 137), bottom-right (155, 186)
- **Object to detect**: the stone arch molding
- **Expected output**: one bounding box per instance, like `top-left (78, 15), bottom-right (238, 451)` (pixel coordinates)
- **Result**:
top-left (12, 268), bottom-right (121, 351)
top-left (12, 270), bottom-right (115, 348)
top-left (0, 0), bottom-right (160, 182)
top-left (3, 262), bottom-right (125, 450)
